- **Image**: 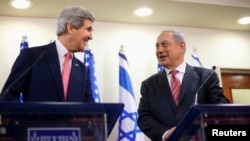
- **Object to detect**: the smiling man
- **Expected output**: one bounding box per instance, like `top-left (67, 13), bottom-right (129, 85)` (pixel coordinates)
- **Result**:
top-left (137, 29), bottom-right (229, 141)
top-left (0, 6), bottom-right (95, 102)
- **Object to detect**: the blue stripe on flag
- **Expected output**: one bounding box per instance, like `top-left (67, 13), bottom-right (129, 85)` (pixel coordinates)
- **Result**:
top-left (191, 54), bottom-right (202, 67)
top-left (157, 63), bottom-right (164, 72)
top-left (20, 41), bottom-right (28, 50)
top-left (119, 52), bottom-right (127, 62)
top-left (119, 65), bottom-right (133, 95)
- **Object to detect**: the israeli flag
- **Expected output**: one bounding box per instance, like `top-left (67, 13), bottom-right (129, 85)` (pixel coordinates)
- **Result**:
top-left (191, 53), bottom-right (202, 67)
top-left (118, 50), bottom-right (145, 141)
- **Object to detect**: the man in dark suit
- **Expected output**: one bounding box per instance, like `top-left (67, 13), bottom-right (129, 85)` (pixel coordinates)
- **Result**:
top-left (0, 6), bottom-right (95, 102)
top-left (137, 30), bottom-right (230, 141)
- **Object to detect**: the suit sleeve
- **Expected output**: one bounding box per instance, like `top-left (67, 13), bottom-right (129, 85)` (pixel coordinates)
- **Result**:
top-left (0, 49), bottom-right (32, 101)
top-left (204, 70), bottom-right (230, 104)
top-left (84, 68), bottom-right (94, 102)
top-left (137, 80), bottom-right (169, 141)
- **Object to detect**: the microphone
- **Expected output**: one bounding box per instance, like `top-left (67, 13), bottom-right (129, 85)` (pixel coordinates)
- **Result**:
top-left (194, 70), bottom-right (214, 105)
top-left (0, 50), bottom-right (48, 101)
top-left (212, 65), bottom-right (216, 71)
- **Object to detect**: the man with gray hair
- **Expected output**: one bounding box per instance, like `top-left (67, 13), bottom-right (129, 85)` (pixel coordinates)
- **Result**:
top-left (137, 30), bottom-right (229, 141)
top-left (0, 6), bottom-right (95, 102)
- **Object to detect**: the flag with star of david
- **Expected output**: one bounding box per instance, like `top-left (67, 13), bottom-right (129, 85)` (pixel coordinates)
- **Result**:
top-left (118, 49), bottom-right (145, 141)
top-left (83, 48), bottom-right (100, 102)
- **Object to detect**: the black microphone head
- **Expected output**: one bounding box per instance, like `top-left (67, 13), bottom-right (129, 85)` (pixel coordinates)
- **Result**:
top-left (212, 66), bottom-right (216, 70)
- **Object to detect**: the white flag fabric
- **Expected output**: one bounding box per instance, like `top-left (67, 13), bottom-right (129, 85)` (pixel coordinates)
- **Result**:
top-left (191, 53), bottom-right (202, 67)
top-left (118, 50), bottom-right (145, 141)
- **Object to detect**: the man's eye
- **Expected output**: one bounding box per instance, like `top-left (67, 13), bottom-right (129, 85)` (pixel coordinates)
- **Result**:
top-left (156, 43), bottom-right (159, 48)
top-left (87, 27), bottom-right (93, 32)
top-left (161, 43), bottom-right (167, 47)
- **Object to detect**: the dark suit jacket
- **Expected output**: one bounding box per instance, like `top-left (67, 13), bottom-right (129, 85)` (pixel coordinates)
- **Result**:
top-left (137, 64), bottom-right (229, 141)
top-left (0, 42), bottom-right (94, 102)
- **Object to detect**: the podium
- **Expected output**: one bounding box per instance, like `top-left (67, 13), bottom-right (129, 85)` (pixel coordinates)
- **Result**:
top-left (168, 104), bottom-right (250, 141)
top-left (0, 102), bottom-right (124, 141)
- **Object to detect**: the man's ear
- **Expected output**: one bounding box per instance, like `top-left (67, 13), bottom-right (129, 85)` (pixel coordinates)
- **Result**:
top-left (66, 23), bottom-right (74, 33)
top-left (179, 41), bottom-right (186, 52)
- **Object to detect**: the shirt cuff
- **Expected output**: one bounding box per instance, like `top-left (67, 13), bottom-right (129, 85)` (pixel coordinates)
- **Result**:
top-left (162, 130), bottom-right (169, 141)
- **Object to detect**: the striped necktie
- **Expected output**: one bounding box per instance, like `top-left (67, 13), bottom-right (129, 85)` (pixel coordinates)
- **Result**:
top-left (170, 70), bottom-right (181, 105)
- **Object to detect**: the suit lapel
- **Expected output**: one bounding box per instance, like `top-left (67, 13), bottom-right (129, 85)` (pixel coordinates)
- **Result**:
top-left (178, 64), bottom-right (197, 105)
top-left (45, 43), bottom-right (64, 100)
top-left (67, 56), bottom-right (81, 98)
top-left (157, 70), bottom-right (177, 110)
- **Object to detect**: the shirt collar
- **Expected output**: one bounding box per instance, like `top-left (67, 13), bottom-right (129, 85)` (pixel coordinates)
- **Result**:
top-left (55, 39), bottom-right (68, 58)
top-left (165, 62), bottom-right (186, 74)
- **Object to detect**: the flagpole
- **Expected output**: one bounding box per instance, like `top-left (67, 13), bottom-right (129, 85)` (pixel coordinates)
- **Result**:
top-left (22, 35), bottom-right (27, 40)
top-left (193, 47), bottom-right (197, 54)
top-left (120, 44), bottom-right (124, 52)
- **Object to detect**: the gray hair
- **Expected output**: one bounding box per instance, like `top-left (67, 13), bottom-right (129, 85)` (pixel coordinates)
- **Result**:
top-left (161, 29), bottom-right (185, 44)
top-left (161, 29), bottom-right (186, 53)
top-left (56, 6), bottom-right (95, 36)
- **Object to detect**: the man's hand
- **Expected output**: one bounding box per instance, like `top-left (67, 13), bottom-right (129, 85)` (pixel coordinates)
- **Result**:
top-left (163, 126), bottom-right (176, 141)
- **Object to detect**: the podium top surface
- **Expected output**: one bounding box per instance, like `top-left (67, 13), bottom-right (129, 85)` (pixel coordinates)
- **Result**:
top-left (169, 104), bottom-right (250, 141)
top-left (0, 102), bottom-right (124, 137)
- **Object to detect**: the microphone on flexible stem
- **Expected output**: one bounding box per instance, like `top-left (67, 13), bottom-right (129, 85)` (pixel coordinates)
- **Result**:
top-left (194, 70), bottom-right (214, 105)
top-left (0, 50), bottom-right (48, 101)
top-left (212, 65), bottom-right (216, 71)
